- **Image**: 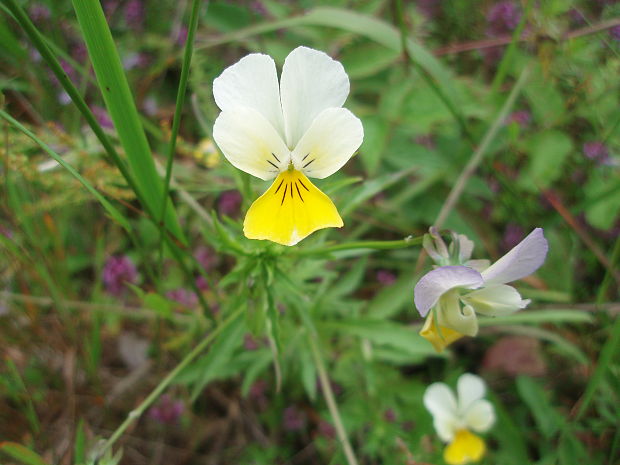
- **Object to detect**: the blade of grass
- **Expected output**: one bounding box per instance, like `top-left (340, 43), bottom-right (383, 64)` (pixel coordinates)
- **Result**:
top-left (576, 315), bottom-right (620, 419)
top-left (158, 0), bottom-right (206, 277)
top-left (70, 0), bottom-right (184, 242)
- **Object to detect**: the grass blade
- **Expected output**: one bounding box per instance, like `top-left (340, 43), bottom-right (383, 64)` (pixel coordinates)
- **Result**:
top-left (70, 0), bottom-right (184, 242)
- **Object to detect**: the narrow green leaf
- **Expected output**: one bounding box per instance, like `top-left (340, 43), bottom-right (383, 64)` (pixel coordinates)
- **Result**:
top-left (71, 0), bottom-right (184, 241)
top-left (516, 376), bottom-right (563, 439)
top-left (0, 443), bottom-right (49, 465)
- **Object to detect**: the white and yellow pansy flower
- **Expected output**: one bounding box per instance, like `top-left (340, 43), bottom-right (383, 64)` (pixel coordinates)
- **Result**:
top-left (212, 46), bottom-right (364, 246)
top-left (424, 373), bottom-right (495, 465)
top-left (415, 228), bottom-right (548, 351)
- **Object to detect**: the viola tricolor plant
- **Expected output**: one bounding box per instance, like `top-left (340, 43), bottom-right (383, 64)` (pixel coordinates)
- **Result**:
top-left (424, 373), bottom-right (495, 465)
top-left (212, 46), bottom-right (364, 246)
top-left (415, 228), bottom-right (549, 351)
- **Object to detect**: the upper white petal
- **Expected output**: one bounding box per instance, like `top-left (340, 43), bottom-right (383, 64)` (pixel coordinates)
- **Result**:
top-left (464, 399), bottom-right (495, 433)
top-left (457, 373), bottom-right (486, 412)
top-left (213, 53), bottom-right (285, 138)
top-left (213, 106), bottom-right (290, 181)
top-left (461, 284), bottom-right (530, 316)
top-left (291, 108), bottom-right (363, 179)
top-left (457, 234), bottom-right (475, 262)
top-left (424, 382), bottom-right (459, 442)
top-left (414, 266), bottom-right (484, 317)
top-left (280, 46), bottom-right (350, 148)
top-left (481, 228), bottom-right (549, 285)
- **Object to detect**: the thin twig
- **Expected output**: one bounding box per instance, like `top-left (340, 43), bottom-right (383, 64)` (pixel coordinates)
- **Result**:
top-left (308, 333), bottom-right (359, 465)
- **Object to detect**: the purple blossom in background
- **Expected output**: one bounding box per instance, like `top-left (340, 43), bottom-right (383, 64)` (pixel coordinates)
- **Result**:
top-left (194, 246), bottom-right (217, 272)
top-left (0, 224), bottom-right (13, 239)
top-left (166, 288), bottom-right (198, 308)
top-left (57, 91), bottom-right (72, 106)
top-left (506, 110), bottom-right (531, 127)
top-left (250, 1), bottom-right (269, 17)
top-left (486, 1), bottom-right (521, 36)
top-left (103, 255), bottom-right (138, 296)
top-left (244, 333), bottom-right (261, 351)
top-left (149, 394), bottom-right (184, 425)
top-left (384, 408), bottom-right (397, 422)
top-left (92, 105), bottom-right (114, 130)
top-left (501, 223), bottom-right (524, 252)
top-left (610, 25), bottom-right (620, 42)
top-left (283, 406), bottom-right (307, 432)
top-left (104, 0), bottom-right (120, 18)
top-left (218, 190), bottom-right (243, 217)
top-left (483, 336), bottom-right (546, 376)
top-left (249, 379), bottom-right (269, 410)
top-left (376, 270), bottom-right (397, 286)
top-left (29, 5), bottom-right (50, 23)
top-left (176, 26), bottom-right (188, 47)
top-left (317, 419), bottom-right (336, 439)
top-left (72, 43), bottom-right (88, 62)
top-left (125, 0), bottom-right (144, 29)
top-left (417, 0), bottom-right (441, 19)
top-left (583, 141), bottom-right (610, 164)
top-left (142, 97), bottom-right (159, 117)
top-left (195, 275), bottom-right (209, 291)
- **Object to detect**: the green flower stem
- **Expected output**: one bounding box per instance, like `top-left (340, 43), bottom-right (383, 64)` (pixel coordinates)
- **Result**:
top-left (157, 0), bottom-right (205, 277)
top-left (96, 306), bottom-right (244, 459)
top-left (294, 236), bottom-right (423, 257)
top-left (308, 334), bottom-right (359, 465)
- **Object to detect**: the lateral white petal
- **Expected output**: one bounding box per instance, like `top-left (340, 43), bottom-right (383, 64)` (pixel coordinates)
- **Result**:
top-left (457, 374), bottom-right (486, 412)
top-left (457, 234), bottom-right (475, 262)
top-left (462, 284), bottom-right (530, 316)
top-left (291, 108), bottom-right (363, 179)
top-left (464, 399), bottom-right (495, 433)
top-left (280, 46), bottom-right (350, 148)
top-left (481, 228), bottom-right (549, 284)
top-left (213, 53), bottom-right (285, 138)
top-left (414, 266), bottom-right (484, 317)
top-left (424, 382), bottom-right (459, 442)
top-left (213, 107), bottom-right (290, 181)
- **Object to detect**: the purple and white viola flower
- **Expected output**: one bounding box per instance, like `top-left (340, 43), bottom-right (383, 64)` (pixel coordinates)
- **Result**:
top-left (414, 228), bottom-right (548, 351)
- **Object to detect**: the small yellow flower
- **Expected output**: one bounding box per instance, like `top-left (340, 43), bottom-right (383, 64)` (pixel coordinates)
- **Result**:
top-left (424, 374), bottom-right (495, 465)
top-left (212, 46), bottom-right (363, 246)
top-left (193, 138), bottom-right (220, 168)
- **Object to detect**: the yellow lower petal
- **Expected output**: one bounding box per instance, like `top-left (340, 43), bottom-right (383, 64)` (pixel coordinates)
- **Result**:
top-left (443, 430), bottom-right (486, 465)
top-left (420, 313), bottom-right (465, 352)
top-left (243, 170), bottom-right (343, 246)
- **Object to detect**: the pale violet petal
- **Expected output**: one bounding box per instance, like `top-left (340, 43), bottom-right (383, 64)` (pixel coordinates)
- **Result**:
top-left (280, 46), bottom-right (349, 148)
top-left (457, 234), bottom-right (475, 262)
top-left (291, 108), bottom-right (363, 179)
top-left (424, 382), bottom-right (459, 442)
top-left (481, 228), bottom-right (549, 284)
top-left (213, 107), bottom-right (290, 181)
top-left (414, 266), bottom-right (484, 317)
top-left (464, 399), bottom-right (495, 433)
top-left (461, 284), bottom-right (530, 316)
top-left (437, 298), bottom-right (479, 337)
top-left (464, 259), bottom-right (491, 272)
top-left (213, 53), bottom-right (285, 138)
top-left (457, 374), bottom-right (486, 412)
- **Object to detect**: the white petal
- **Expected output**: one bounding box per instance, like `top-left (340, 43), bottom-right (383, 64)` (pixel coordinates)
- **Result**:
top-left (213, 107), bottom-right (290, 181)
top-left (291, 108), bottom-right (363, 179)
top-left (457, 374), bottom-right (486, 412)
top-left (481, 228), bottom-right (549, 284)
top-left (414, 266), bottom-right (484, 317)
top-left (280, 46), bottom-right (350, 148)
top-left (462, 284), bottom-right (530, 316)
top-left (437, 297), bottom-right (479, 337)
top-left (464, 399), bottom-right (495, 433)
top-left (464, 259), bottom-right (491, 272)
top-left (213, 53), bottom-right (285, 138)
top-left (424, 382), bottom-right (459, 442)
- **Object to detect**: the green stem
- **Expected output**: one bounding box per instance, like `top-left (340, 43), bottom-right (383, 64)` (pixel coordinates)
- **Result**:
top-left (97, 306), bottom-right (244, 458)
top-left (308, 334), bottom-right (359, 465)
top-left (157, 0), bottom-right (205, 277)
top-left (294, 236), bottom-right (423, 257)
